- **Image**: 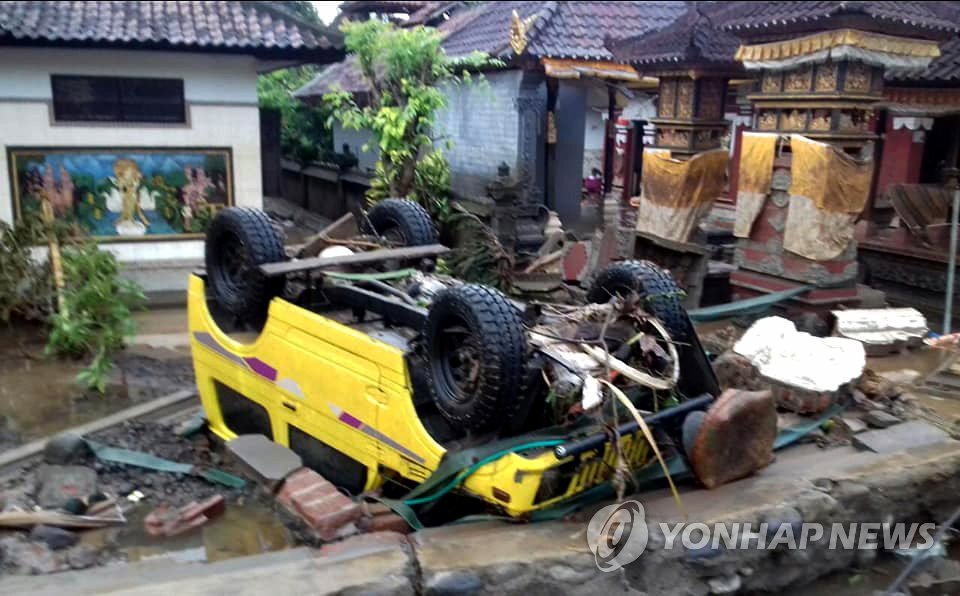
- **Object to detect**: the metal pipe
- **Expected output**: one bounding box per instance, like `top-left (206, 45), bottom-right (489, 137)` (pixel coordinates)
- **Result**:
top-left (944, 168), bottom-right (960, 334)
top-left (553, 393), bottom-right (714, 459)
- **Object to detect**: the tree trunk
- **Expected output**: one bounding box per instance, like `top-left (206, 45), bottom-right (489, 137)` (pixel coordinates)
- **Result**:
top-left (393, 157), bottom-right (418, 198)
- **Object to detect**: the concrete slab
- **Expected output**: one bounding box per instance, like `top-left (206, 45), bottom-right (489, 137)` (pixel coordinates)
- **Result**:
top-left (227, 434), bottom-right (302, 488)
top-left (852, 420), bottom-right (953, 454)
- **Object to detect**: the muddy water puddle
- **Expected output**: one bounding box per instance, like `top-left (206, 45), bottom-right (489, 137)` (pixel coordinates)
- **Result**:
top-left (81, 501), bottom-right (293, 565)
top-left (0, 324), bottom-right (194, 450)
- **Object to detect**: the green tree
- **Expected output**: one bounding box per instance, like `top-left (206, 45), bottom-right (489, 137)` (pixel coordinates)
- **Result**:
top-left (258, 66), bottom-right (332, 165)
top-left (324, 20), bottom-right (499, 209)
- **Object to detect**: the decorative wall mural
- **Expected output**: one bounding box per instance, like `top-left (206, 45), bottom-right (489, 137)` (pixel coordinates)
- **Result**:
top-left (8, 148), bottom-right (233, 240)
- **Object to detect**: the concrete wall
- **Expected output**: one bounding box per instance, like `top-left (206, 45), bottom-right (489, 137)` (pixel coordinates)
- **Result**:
top-left (0, 47), bottom-right (264, 294)
top-left (435, 70), bottom-right (523, 198)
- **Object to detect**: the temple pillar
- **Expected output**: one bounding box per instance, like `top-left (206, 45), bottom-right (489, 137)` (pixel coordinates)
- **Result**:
top-left (514, 70), bottom-right (547, 207)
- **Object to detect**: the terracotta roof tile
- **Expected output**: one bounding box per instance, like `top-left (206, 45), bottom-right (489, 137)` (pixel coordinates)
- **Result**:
top-left (0, 1), bottom-right (343, 55)
top-left (713, 1), bottom-right (960, 34)
top-left (607, 4), bottom-right (742, 69)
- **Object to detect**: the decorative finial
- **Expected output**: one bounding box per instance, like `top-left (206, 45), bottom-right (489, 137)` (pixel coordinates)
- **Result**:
top-left (510, 9), bottom-right (537, 55)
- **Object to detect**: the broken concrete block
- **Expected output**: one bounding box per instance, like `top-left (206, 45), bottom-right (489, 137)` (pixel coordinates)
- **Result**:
top-left (852, 420), bottom-right (952, 454)
top-left (863, 410), bottom-right (901, 429)
top-left (276, 468), bottom-right (362, 541)
top-left (227, 434), bottom-right (302, 489)
top-left (35, 465), bottom-right (97, 509)
top-left (690, 389), bottom-right (777, 489)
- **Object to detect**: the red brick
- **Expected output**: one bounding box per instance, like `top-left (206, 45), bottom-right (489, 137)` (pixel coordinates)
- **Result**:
top-left (358, 512), bottom-right (411, 534)
top-left (275, 467), bottom-right (362, 541)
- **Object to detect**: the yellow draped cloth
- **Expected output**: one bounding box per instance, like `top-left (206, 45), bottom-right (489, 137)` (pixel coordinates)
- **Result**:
top-left (733, 132), bottom-right (779, 238)
top-left (784, 135), bottom-right (873, 260)
top-left (634, 148), bottom-right (729, 242)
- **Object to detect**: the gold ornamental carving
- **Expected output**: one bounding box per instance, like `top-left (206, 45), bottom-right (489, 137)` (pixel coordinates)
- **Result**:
top-left (762, 72), bottom-right (781, 93)
top-left (782, 109), bottom-right (807, 131)
top-left (809, 109), bottom-right (831, 131)
top-left (510, 10), bottom-right (538, 55)
top-left (814, 63), bottom-right (838, 92)
top-left (758, 111), bottom-right (778, 131)
top-left (677, 79), bottom-right (695, 119)
top-left (659, 79), bottom-right (677, 118)
top-left (844, 62), bottom-right (871, 93)
top-left (785, 66), bottom-right (813, 92)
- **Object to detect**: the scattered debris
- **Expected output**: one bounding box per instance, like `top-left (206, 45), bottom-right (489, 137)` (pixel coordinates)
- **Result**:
top-left (839, 415), bottom-right (868, 434)
top-left (144, 494), bottom-right (226, 537)
top-left (858, 369), bottom-right (902, 402)
top-left (28, 525), bottom-right (78, 550)
top-left (174, 413), bottom-right (207, 438)
top-left (690, 389), bottom-right (777, 489)
top-left (864, 410), bottom-right (901, 429)
top-left (85, 438), bottom-right (245, 490)
top-left (35, 464), bottom-right (97, 509)
top-left (712, 350), bottom-right (764, 391)
top-left (0, 508), bottom-right (124, 530)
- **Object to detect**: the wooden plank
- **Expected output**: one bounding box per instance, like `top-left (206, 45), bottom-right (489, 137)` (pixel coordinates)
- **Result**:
top-left (297, 212), bottom-right (359, 258)
top-left (260, 244), bottom-right (450, 277)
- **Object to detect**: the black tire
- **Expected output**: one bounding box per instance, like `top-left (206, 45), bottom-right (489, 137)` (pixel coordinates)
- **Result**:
top-left (362, 198), bottom-right (437, 247)
top-left (588, 260), bottom-right (720, 398)
top-left (205, 207), bottom-right (286, 327)
top-left (424, 284), bottom-right (530, 433)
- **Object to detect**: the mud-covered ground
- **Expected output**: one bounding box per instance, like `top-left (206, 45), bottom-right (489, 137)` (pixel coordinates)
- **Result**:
top-left (0, 419), bottom-right (311, 576)
top-left (0, 322), bottom-right (195, 452)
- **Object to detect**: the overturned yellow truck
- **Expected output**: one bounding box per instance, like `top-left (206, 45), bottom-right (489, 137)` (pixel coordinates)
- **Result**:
top-left (189, 199), bottom-right (720, 517)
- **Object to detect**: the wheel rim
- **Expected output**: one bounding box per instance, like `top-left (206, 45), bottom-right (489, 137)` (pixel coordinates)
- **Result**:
top-left (435, 317), bottom-right (481, 404)
top-left (216, 231), bottom-right (252, 293)
top-left (380, 218), bottom-right (407, 246)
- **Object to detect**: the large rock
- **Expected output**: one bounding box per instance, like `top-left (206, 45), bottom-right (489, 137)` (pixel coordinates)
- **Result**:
top-left (690, 389), bottom-right (777, 489)
top-left (43, 433), bottom-right (90, 465)
top-left (35, 465), bottom-right (97, 509)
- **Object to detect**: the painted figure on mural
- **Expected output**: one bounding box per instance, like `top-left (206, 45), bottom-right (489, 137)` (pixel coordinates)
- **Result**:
top-left (107, 158), bottom-right (152, 235)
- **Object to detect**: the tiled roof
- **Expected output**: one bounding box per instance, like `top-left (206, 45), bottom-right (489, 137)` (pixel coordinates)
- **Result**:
top-left (0, 1), bottom-right (343, 58)
top-left (607, 5), bottom-right (743, 69)
top-left (295, 56), bottom-right (369, 100)
top-left (890, 36), bottom-right (960, 83)
top-left (713, 1), bottom-right (960, 35)
top-left (523, 1), bottom-right (686, 61)
top-left (439, 1), bottom-right (688, 61)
